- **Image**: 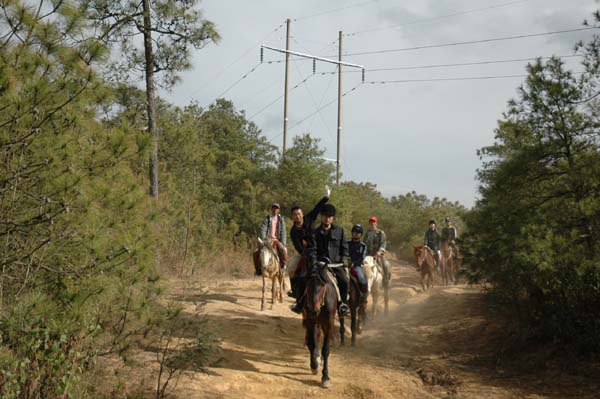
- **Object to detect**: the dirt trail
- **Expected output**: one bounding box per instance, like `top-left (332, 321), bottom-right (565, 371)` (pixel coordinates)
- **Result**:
top-left (161, 261), bottom-right (597, 399)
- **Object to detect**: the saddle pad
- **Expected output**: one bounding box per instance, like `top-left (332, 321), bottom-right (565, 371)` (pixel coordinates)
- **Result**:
top-left (326, 270), bottom-right (341, 302)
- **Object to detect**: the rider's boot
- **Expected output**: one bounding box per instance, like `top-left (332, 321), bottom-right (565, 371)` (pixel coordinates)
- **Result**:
top-left (291, 295), bottom-right (304, 314)
top-left (288, 277), bottom-right (297, 298)
top-left (338, 282), bottom-right (350, 316)
top-left (359, 282), bottom-right (368, 304)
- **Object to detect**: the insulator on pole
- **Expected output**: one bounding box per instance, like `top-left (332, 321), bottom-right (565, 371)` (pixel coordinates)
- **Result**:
top-left (260, 46), bottom-right (264, 63)
top-left (312, 58), bottom-right (316, 74)
top-left (362, 68), bottom-right (365, 83)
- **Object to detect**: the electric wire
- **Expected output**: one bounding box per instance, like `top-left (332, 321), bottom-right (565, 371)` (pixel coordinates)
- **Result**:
top-left (266, 82), bottom-right (364, 144)
top-left (338, 27), bottom-right (597, 57)
top-left (187, 22), bottom-right (286, 100)
top-left (293, 0), bottom-right (381, 21)
top-left (345, 0), bottom-right (532, 37)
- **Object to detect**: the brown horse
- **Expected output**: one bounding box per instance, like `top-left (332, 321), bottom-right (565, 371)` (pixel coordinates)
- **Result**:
top-left (441, 241), bottom-right (457, 284)
top-left (257, 238), bottom-right (284, 311)
top-left (348, 273), bottom-right (367, 346)
top-left (413, 245), bottom-right (435, 291)
top-left (302, 261), bottom-right (338, 388)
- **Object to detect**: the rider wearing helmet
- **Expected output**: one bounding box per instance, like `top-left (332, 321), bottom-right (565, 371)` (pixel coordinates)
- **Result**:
top-left (424, 220), bottom-right (441, 271)
top-left (300, 204), bottom-right (351, 316)
top-left (441, 216), bottom-right (459, 257)
top-left (348, 224), bottom-right (368, 303)
top-left (364, 216), bottom-right (390, 287)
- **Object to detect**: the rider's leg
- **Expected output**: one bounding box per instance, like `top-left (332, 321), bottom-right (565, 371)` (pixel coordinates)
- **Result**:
top-left (291, 275), bottom-right (306, 313)
top-left (276, 242), bottom-right (288, 270)
top-left (354, 265), bottom-right (368, 303)
top-left (252, 249), bottom-right (261, 276)
top-left (381, 255), bottom-right (391, 286)
top-left (334, 267), bottom-right (350, 316)
top-left (354, 265), bottom-right (368, 293)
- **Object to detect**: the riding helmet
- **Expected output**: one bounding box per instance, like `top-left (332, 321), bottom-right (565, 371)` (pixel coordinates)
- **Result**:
top-left (320, 203), bottom-right (336, 216)
top-left (351, 224), bottom-right (363, 234)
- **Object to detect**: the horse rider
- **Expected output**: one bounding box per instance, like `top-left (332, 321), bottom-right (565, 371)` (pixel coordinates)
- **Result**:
top-left (441, 216), bottom-right (459, 258)
top-left (289, 186), bottom-right (331, 306)
top-left (424, 220), bottom-right (441, 271)
top-left (300, 203), bottom-right (350, 317)
top-left (253, 203), bottom-right (287, 276)
top-left (364, 216), bottom-right (390, 287)
top-left (348, 224), bottom-right (369, 304)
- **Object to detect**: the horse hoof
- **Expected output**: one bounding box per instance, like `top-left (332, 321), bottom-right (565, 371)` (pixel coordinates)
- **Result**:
top-left (311, 368), bottom-right (318, 375)
top-left (322, 379), bottom-right (331, 389)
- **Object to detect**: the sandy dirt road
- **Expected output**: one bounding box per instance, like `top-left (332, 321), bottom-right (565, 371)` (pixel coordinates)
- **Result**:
top-left (155, 260), bottom-right (598, 399)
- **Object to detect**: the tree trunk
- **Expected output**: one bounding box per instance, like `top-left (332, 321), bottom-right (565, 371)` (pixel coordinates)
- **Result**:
top-left (143, 0), bottom-right (158, 198)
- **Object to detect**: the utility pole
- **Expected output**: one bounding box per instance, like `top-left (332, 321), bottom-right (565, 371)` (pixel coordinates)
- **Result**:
top-left (261, 39), bottom-right (365, 169)
top-left (282, 18), bottom-right (291, 154)
top-left (336, 31), bottom-right (342, 186)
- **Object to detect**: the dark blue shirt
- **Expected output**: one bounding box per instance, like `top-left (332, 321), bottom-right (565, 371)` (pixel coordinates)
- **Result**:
top-left (348, 240), bottom-right (366, 266)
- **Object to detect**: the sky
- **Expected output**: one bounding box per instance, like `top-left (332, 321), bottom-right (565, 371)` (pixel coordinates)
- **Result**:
top-left (164, 0), bottom-right (600, 208)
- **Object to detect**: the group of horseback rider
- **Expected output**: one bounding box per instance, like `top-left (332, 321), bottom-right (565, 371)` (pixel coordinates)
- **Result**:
top-left (253, 186), bottom-right (390, 317)
top-left (252, 186), bottom-right (459, 316)
top-left (423, 217), bottom-right (459, 271)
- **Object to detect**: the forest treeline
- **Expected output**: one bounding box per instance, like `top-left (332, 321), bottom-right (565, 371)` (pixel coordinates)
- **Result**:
top-left (0, 1), bottom-right (464, 397)
top-left (464, 14), bottom-right (600, 354)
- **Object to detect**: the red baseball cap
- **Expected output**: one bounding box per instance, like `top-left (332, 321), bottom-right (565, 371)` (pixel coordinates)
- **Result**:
top-left (369, 216), bottom-right (378, 222)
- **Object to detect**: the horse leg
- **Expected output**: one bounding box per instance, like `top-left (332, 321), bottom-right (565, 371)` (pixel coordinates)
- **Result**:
top-left (270, 277), bottom-right (276, 309)
top-left (339, 313), bottom-right (345, 347)
top-left (278, 273), bottom-right (284, 302)
top-left (371, 287), bottom-right (378, 319)
top-left (350, 305), bottom-right (357, 346)
top-left (261, 275), bottom-right (266, 310)
top-left (307, 321), bottom-right (319, 374)
top-left (321, 316), bottom-right (332, 388)
top-left (358, 302), bottom-right (366, 332)
top-left (384, 285), bottom-right (389, 316)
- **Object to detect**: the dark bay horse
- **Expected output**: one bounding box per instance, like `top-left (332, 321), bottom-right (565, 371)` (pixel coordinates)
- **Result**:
top-left (302, 261), bottom-right (338, 388)
top-left (413, 245), bottom-right (436, 291)
top-left (348, 274), bottom-right (366, 346)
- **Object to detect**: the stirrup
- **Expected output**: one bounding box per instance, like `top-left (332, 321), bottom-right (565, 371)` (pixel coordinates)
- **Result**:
top-left (339, 302), bottom-right (350, 316)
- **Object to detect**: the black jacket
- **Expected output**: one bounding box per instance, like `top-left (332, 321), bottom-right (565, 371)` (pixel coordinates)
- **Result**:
top-left (290, 196), bottom-right (329, 255)
top-left (424, 229), bottom-right (441, 251)
top-left (307, 223), bottom-right (348, 266)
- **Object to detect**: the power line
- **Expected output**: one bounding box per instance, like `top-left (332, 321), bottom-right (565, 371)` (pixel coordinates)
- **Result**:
top-left (266, 82), bottom-right (364, 143)
top-left (364, 71), bottom-right (585, 84)
top-left (345, 0), bottom-right (532, 37)
top-left (338, 54), bottom-right (583, 73)
top-left (207, 63), bottom-right (262, 106)
top-left (248, 73), bottom-right (315, 119)
top-left (187, 22), bottom-right (286, 100)
top-left (337, 27), bottom-right (597, 57)
top-left (293, 0), bottom-right (380, 21)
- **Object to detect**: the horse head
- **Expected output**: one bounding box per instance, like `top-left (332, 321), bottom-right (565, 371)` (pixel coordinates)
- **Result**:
top-left (257, 237), bottom-right (276, 270)
top-left (306, 259), bottom-right (331, 318)
top-left (413, 245), bottom-right (425, 270)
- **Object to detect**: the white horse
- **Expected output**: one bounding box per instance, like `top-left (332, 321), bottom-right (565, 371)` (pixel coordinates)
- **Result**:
top-left (257, 238), bottom-right (285, 310)
top-left (362, 255), bottom-right (389, 318)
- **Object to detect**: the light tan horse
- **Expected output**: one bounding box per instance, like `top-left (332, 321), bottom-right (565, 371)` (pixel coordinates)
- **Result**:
top-left (257, 238), bottom-right (284, 310)
top-left (362, 255), bottom-right (388, 318)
